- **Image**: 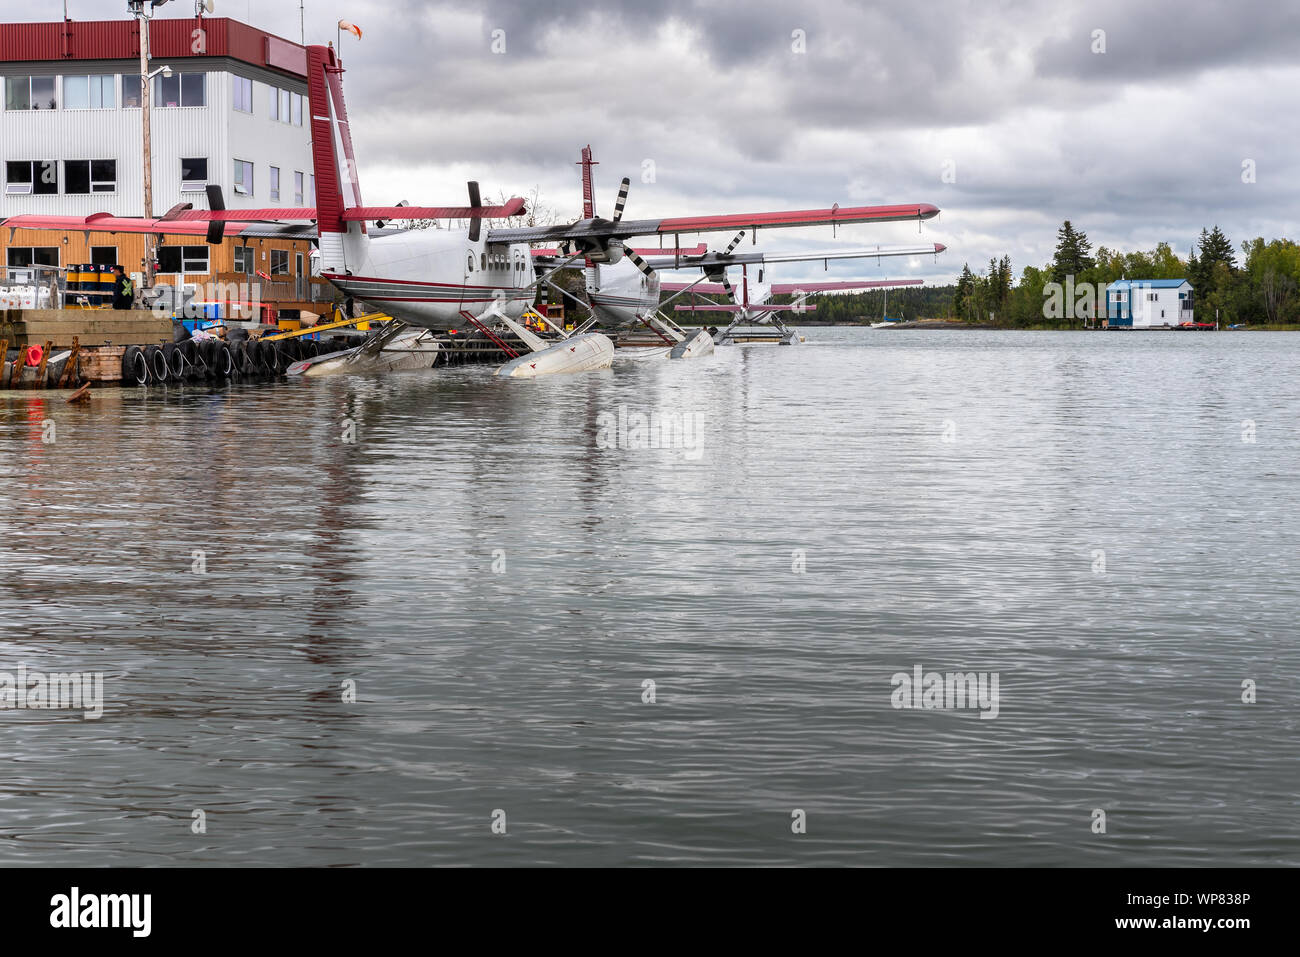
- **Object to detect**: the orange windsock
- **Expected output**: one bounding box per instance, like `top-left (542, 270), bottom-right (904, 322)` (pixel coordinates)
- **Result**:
top-left (338, 20), bottom-right (362, 39)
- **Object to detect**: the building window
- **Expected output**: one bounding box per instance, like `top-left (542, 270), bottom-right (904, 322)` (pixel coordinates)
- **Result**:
top-left (90, 246), bottom-right (118, 267)
top-left (64, 160), bottom-right (117, 194)
top-left (121, 74), bottom-right (142, 109)
top-left (6, 247), bottom-right (60, 268)
top-left (270, 88), bottom-right (304, 125)
top-left (154, 72), bottom-right (205, 108)
top-left (233, 160), bottom-right (254, 195)
top-left (233, 75), bottom-right (253, 113)
top-left (157, 245), bottom-right (210, 274)
top-left (234, 246), bottom-right (254, 273)
top-left (63, 75), bottom-right (116, 110)
top-left (4, 75), bottom-right (57, 110)
top-left (5, 160), bottom-right (58, 194)
top-left (294, 171), bottom-right (304, 205)
top-left (181, 157), bottom-right (208, 192)
top-left (270, 249), bottom-right (290, 275)
top-left (270, 166), bottom-right (281, 202)
top-left (308, 174), bottom-right (315, 204)
top-left (271, 87), bottom-right (292, 121)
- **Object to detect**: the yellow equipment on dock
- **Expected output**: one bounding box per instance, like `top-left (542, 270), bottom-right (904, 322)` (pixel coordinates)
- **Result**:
top-left (263, 311), bottom-right (393, 341)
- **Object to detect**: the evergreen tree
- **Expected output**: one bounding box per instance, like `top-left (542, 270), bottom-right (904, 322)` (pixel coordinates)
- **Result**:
top-left (1189, 226), bottom-right (1236, 319)
top-left (954, 263), bottom-right (975, 320)
top-left (1199, 225), bottom-right (1236, 271)
top-left (1186, 247), bottom-right (1204, 292)
top-left (1052, 220), bottom-right (1095, 283)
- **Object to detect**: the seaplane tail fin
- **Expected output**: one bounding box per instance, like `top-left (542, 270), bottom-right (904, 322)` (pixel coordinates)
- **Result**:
top-left (307, 44), bottom-right (368, 271)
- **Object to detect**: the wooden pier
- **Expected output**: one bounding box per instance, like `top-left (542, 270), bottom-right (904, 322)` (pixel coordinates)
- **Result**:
top-left (1, 307), bottom-right (530, 389)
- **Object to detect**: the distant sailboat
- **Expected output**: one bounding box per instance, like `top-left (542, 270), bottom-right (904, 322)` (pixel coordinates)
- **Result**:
top-left (869, 284), bottom-right (903, 328)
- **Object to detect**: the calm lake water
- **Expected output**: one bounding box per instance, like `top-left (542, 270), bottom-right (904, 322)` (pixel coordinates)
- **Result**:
top-left (1, 328), bottom-right (1296, 866)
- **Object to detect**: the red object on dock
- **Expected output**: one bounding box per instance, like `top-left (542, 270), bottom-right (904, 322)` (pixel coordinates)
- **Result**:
top-left (25, 345), bottom-right (43, 367)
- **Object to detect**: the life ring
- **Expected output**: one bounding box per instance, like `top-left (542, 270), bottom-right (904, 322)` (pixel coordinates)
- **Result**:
top-left (25, 345), bottom-right (43, 367)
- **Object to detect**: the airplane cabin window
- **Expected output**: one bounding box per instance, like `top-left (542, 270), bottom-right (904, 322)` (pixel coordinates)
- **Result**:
top-left (481, 253), bottom-right (487, 270)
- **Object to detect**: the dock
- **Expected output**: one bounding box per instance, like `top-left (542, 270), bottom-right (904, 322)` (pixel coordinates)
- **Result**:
top-left (0, 308), bottom-right (531, 389)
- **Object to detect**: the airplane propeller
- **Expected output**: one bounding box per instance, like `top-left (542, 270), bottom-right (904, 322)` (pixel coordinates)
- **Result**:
top-left (563, 169), bottom-right (638, 265)
top-left (611, 177), bottom-right (630, 223)
top-left (721, 230), bottom-right (746, 256)
top-left (467, 181), bottom-right (482, 242)
top-left (204, 184), bottom-right (225, 245)
top-left (623, 246), bottom-right (655, 279)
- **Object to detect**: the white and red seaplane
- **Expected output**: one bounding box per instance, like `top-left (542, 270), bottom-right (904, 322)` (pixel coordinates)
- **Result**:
top-left (530, 147), bottom-right (944, 358)
top-left (2, 45), bottom-right (942, 377)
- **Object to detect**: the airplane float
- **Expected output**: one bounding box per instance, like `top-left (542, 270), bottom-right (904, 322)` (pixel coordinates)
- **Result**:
top-left (1, 44), bottom-right (943, 377)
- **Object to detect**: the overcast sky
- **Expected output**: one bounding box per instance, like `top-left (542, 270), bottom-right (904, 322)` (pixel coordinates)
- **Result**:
top-left (15, 0), bottom-right (1300, 285)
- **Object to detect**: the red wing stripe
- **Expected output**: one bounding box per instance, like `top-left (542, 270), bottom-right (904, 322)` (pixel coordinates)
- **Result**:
top-left (659, 282), bottom-right (728, 295)
top-left (629, 244), bottom-right (707, 256)
top-left (343, 200), bottom-right (525, 221)
top-left (0, 214), bottom-right (253, 236)
top-left (771, 279), bottom-right (924, 293)
top-left (657, 203), bottom-right (939, 233)
top-left (171, 208), bottom-right (318, 222)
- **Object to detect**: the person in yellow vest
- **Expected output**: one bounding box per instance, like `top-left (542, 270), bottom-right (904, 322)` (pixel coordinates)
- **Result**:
top-left (111, 266), bottom-right (134, 310)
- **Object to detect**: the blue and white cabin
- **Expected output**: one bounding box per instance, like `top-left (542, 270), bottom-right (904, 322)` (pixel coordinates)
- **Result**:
top-left (1106, 279), bottom-right (1194, 328)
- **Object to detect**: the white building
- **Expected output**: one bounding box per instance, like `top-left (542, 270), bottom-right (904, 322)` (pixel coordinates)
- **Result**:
top-left (0, 15), bottom-right (315, 280)
top-left (1106, 278), bottom-right (1195, 328)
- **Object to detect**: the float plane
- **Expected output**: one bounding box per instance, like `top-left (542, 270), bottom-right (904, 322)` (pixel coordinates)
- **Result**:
top-left (2, 45), bottom-right (942, 377)
top-left (530, 146), bottom-right (944, 358)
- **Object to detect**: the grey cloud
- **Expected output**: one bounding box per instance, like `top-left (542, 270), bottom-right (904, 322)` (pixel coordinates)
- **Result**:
top-left (6, 0), bottom-right (1296, 284)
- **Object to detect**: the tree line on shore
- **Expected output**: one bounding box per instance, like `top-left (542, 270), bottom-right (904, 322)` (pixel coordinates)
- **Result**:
top-left (761, 222), bottom-right (1300, 327)
top-left (952, 221), bottom-right (1300, 326)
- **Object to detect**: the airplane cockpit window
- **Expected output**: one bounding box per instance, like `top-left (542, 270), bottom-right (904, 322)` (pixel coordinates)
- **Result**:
top-left (467, 253), bottom-right (474, 271)
top-left (481, 253), bottom-right (487, 271)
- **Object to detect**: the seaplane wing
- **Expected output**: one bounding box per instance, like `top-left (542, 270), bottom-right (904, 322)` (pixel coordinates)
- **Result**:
top-left (488, 203), bottom-right (939, 246)
top-left (530, 243), bottom-right (708, 261)
top-left (646, 242), bottom-right (945, 271)
top-left (0, 213), bottom-right (317, 240)
top-left (660, 278), bottom-right (924, 295)
top-left (162, 199), bottom-right (526, 223)
top-left (1, 198), bottom-right (527, 238)
top-left (774, 278), bottom-right (925, 294)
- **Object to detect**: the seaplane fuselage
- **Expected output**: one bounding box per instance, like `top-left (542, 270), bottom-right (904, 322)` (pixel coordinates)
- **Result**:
top-left (585, 260), bottom-right (661, 326)
top-left (322, 230), bottom-right (535, 329)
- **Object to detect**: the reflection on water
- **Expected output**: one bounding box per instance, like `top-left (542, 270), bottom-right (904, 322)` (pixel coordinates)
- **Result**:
top-left (1, 329), bottom-right (1297, 865)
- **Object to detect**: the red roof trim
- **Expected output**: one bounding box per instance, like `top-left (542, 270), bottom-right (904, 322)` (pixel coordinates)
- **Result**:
top-left (0, 18), bottom-right (307, 79)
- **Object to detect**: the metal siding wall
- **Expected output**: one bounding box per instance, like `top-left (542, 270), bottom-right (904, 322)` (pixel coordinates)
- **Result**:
top-left (0, 23), bottom-right (63, 60)
top-left (67, 21), bottom-right (137, 59)
top-left (0, 68), bottom-right (305, 219)
top-left (226, 72), bottom-right (314, 211)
